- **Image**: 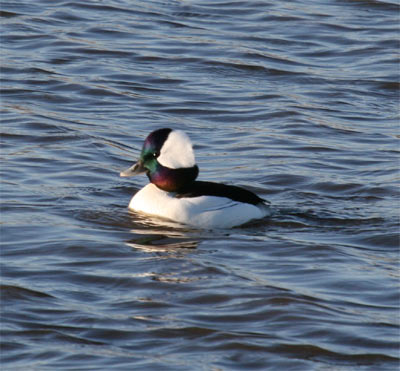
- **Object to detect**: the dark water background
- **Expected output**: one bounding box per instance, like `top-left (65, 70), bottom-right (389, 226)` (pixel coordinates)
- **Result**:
top-left (1, 0), bottom-right (399, 369)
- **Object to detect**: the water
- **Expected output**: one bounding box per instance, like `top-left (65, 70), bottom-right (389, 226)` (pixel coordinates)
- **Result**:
top-left (1, 0), bottom-right (399, 369)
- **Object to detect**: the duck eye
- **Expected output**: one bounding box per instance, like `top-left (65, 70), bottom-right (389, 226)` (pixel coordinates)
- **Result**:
top-left (143, 151), bottom-right (158, 161)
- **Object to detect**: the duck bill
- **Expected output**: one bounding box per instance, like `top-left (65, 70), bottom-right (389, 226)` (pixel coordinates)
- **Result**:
top-left (120, 160), bottom-right (146, 177)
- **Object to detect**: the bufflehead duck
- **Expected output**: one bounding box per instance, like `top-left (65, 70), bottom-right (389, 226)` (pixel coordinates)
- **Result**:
top-left (120, 128), bottom-right (271, 228)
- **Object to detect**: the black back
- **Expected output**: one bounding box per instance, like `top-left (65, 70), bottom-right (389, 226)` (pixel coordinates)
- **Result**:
top-left (175, 181), bottom-right (265, 206)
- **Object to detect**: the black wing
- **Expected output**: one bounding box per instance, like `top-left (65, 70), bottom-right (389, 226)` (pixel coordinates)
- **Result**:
top-left (176, 181), bottom-right (266, 206)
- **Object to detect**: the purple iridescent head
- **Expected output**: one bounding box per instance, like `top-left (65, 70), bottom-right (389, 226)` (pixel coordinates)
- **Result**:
top-left (120, 128), bottom-right (199, 192)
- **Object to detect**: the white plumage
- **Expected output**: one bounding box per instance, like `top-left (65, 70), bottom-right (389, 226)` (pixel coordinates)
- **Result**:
top-left (157, 130), bottom-right (195, 169)
top-left (129, 184), bottom-right (270, 229)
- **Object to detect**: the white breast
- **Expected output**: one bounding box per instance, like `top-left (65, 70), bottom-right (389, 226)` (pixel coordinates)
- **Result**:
top-left (128, 184), bottom-right (270, 229)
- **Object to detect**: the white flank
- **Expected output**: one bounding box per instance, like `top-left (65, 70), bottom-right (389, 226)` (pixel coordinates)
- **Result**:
top-left (128, 184), bottom-right (271, 229)
top-left (157, 130), bottom-right (196, 169)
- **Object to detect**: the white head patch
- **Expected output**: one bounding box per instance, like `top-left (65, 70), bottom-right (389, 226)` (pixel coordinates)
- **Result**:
top-left (157, 130), bottom-right (196, 169)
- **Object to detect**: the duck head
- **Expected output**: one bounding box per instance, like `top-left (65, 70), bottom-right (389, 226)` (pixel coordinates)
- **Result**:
top-left (120, 128), bottom-right (199, 192)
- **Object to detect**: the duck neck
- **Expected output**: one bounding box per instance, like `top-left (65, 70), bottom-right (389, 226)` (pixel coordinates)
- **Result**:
top-left (147, 163), bottom-right (199, 192)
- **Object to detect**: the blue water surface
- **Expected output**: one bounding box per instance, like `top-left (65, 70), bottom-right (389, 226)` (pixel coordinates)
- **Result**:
top-left (1, 0), bottom-right (399, 369)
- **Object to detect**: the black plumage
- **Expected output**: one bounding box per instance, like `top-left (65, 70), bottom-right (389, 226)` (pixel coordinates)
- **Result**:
top-left (175, 181), bottom-right (266, 206)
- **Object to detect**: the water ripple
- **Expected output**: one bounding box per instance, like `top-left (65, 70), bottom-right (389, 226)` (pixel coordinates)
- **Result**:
top-left (1, 0), bottom-right (399, 369)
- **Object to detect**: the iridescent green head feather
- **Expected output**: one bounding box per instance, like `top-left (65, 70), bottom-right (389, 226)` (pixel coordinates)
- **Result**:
top-left (120, 128), bottom-right (198, 192)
